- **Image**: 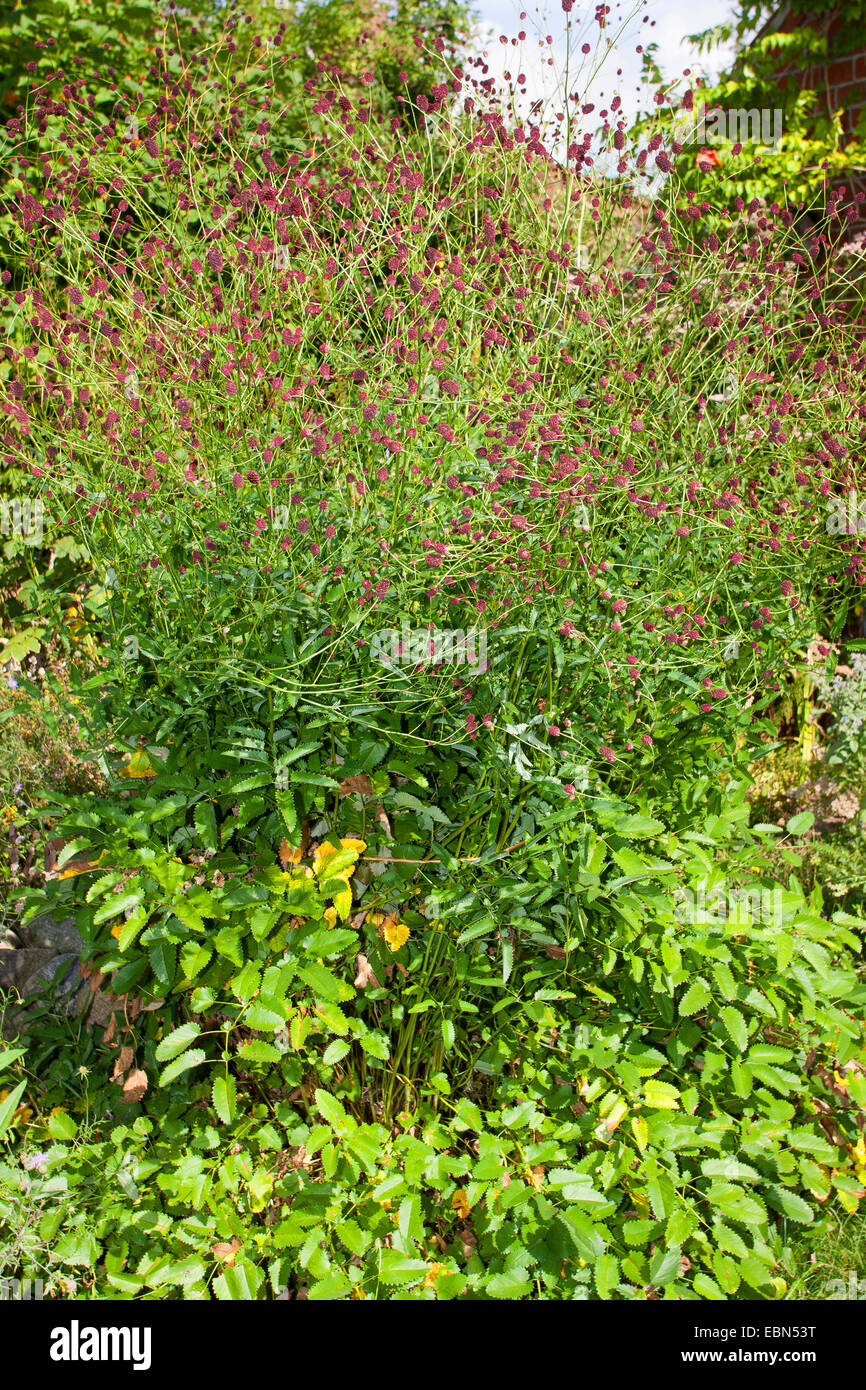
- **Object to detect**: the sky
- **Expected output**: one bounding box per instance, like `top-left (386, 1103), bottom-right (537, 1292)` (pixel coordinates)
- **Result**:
top-left (463, 0), bottom-right (740, 145)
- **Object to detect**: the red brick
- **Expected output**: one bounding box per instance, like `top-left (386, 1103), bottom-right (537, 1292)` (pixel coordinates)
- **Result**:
top-left (827, 57), bottom-right (854, 85)
top-left (853, 53), bottom-right (866, 79)
top-left (832, 79), bottom-right (866, 106)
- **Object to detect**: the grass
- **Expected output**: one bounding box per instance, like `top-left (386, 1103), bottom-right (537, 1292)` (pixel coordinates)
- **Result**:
top-left (784, 1211), bottom-right (866, 1299)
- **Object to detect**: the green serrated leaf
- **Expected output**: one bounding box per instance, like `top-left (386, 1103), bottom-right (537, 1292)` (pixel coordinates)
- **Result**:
top-left (766, 1186), bottom-right (813, 1224)
top-left (212, 1074), bottom-right (237, 1124)
top-left (159, 1048), bottom-right (206, 1085)
top-left (594, 1252), bottom-right (620, 1298)
top-left (155, 1021), bottom-right (201, 1063)
top-left (679, 979), bottom-right (711, 1016)
top-left (719, 1006), bottom-right (748, 1052)
top-left (194, 800), bottom-right (218, 850)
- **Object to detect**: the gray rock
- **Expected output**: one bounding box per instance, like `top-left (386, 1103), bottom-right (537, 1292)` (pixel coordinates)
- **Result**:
top-left (17, 913), bottom-right (83, 954)
top-left (0, 926), bottom-right (22, 951)
top-left (0, 948), bottom-right (57, 992)
top-left (19, 953), bottom-right (89, 1017)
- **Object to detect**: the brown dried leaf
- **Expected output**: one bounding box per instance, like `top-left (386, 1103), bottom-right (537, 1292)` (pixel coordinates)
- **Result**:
top-left (88, 989), bottom-right (124, 1028)
top-left (121, 1067), bottom-right (148, 1104)
top-left (44, 837), bottom-right (65, 873)
top-left (812, 1099), bottom-right (846, 1147)
top-left (112, 1046), bottom-right (134, 1083)
top-left (279, 838), bottom-right (303, 869)
top-left (55, 858), bottom-right (100, 881)
top-left (354, 953), bottom-right (382, 990)
top-left (212, 1238), bottom-right (242, 1266)
top-left (458, 1222), bottom-right (477, 1261)
top-left (544, 944), bottom-right (566, 960)
top-left (339, 774), bottom-right (374, 798)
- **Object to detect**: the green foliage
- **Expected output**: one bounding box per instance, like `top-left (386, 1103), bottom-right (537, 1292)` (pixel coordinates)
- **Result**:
top-left (1, 4), bottom-right (865, 1303)
top-left (7, 772), bottom-right (865, 1299)
top-left (814, 653), bottom-right (866, 777)
top-left (642, 5), bottom-right (866, 223)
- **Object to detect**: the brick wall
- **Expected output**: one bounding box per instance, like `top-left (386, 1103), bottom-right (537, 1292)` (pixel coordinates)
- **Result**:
top-left (759, 6), bottom-right (866, 230)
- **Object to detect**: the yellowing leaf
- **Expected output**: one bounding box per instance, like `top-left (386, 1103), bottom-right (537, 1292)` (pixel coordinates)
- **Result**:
top-left (212, 1238), bottom-right (242, 1266)
top-left (279, 838), bottom-right (303, 867)
top-left (313, 839), bottom-right (367, 920)
top-left (323, 906), bottom-right (338, 929)
top-left (371, 907), bottom-right (409, 952)
top-left (332, 883), bottom-right (353, 922)
top-left (643, 1079), bottom-right (680, 1110)
top-left (451, 1189), bottom-right (471, 1218)
top-left (631, 1115), bottom-right (649, 1153)
top-left (312, 837), bottom-right (366, 877)
top-left (423, 1263), bottom-right (442, 1289)
top-left (58, 860), bottom-right (100, 880)
top-left (119, 749), bottom-right (156, 779)
top-left (340, 837), bottom-right (366, 855)
top-left (605, 1098), bottom-right (629, 1133)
